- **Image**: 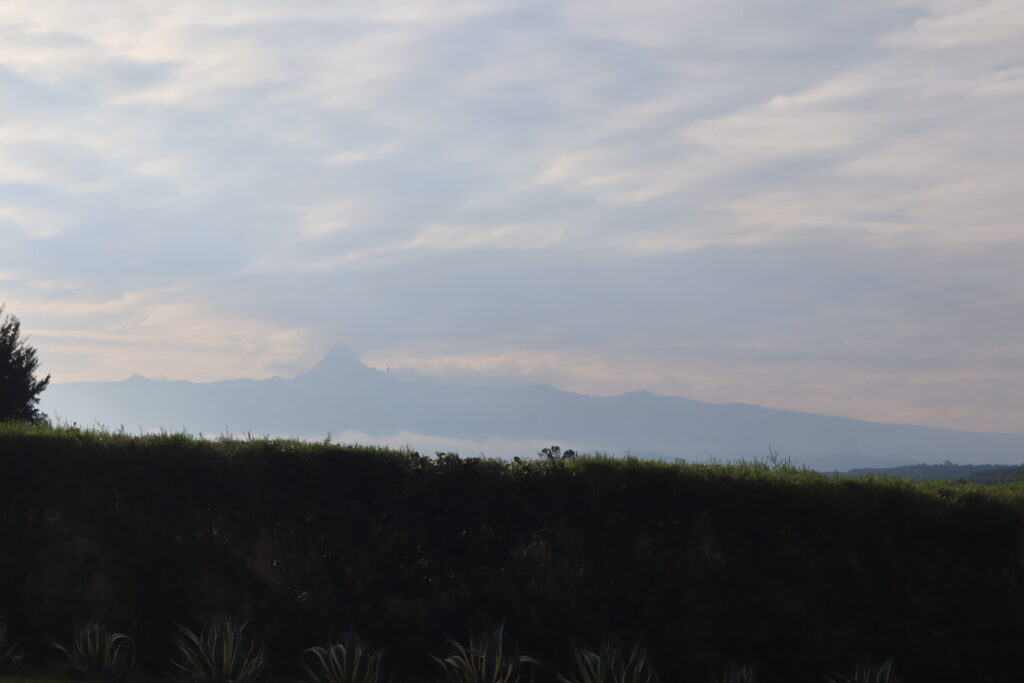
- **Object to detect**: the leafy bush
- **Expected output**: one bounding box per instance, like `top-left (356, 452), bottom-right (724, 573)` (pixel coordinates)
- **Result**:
top-left (52, 619), bottom-right (134, 681)
top-left (434, 626), bottom-right (537, 683)
top-left (300, 633), bottom-right (384, 683)
top-left (0, 616), bottom-right (24, 673)
top-left (172, 615), bottom-right (266, 683)
top-left (557, 642), bottom-right (657, 683)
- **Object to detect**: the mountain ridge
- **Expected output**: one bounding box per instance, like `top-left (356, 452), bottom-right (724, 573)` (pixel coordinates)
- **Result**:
top-left (41, 346), bottom-right (1024, 470)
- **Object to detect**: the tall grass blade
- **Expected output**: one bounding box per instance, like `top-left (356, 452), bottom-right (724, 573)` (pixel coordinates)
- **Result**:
top-left (301, 632), bottom-right (384, 683)
top-left (557, 641), bottom-right (657, 683)
top-left (171, 614), bottom-right (265, 683)
top-left (433, 625), bottom-right (537, 683)
top-left (828, 660), bottom-right (899, 683)
top-left (52, 619), bottom-right (134, 681)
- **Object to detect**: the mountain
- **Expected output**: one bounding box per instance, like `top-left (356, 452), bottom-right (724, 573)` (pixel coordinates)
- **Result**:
top-left (40, 346), bottom-right (1024, 470)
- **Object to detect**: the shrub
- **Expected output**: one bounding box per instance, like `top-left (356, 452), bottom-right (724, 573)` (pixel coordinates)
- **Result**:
top-left (434, 626), bottom-right (537, 683)
top-left (300, 633), bottom-right (384, 683)
top-left (557, 642), bottom-right (657, 683)
top-left (52, 619), bottom-right (134, 681)
top-left (172, 615), bottom-right (265, 683)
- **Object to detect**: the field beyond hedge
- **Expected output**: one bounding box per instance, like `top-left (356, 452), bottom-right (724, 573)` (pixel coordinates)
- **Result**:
top-left (2, 423), bottom-right (1024, 683)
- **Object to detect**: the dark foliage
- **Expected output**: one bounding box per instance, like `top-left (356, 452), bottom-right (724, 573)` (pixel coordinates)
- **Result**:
top-left (558, 641), bottom-right (657, 683)
top-left (433, 625), bottom-right (537, 683)
top-left (300, 632), bottom-right (383, 683)
top-left (172, 614), bottom-right (265, 683)
top-left (539, 446), bottom-right (577, 462)
top-left (2, 424), bottom-right (1024, 682)
top-left (0, 304), bottom-right (50, 423)
top-left (52, 618), bottom-right (134, 681)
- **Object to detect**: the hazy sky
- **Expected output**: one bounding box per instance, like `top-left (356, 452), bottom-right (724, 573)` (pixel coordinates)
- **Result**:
top-left (3, 0), bottom-right (1023, 433)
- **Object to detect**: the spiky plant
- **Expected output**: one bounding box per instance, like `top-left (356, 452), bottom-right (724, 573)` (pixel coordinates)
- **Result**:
top-left (301, 633), bottom-right (384, 683)
top-left (828, 660), bottom-right (899, 683)
top-left (0, 617), bottom-right (24, 673)
top-left (172, 615), bottom-right (265, 683)
top-left (712, 665), bottom-right (756, 683)
top-left (557, 642), bottom-right (657, 683)
top-left (433, 625), bottom-right (537, 683)
top-left (52, 619), bottom-right (134, 681)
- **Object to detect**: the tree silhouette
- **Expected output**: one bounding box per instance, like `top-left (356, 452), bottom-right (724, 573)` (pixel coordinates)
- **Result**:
top-left (0, 304), bottom-right (50, 423)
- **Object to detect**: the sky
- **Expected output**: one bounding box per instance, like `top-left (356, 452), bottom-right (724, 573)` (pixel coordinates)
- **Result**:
top-left (2, 0), bottom-right (1023, 434)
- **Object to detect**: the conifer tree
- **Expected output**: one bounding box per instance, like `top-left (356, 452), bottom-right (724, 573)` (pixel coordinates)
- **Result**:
top-left (0, 304), bottom-right (50, 423)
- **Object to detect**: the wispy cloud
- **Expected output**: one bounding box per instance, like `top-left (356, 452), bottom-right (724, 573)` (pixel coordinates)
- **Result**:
top-left (1, 0), bottom-right (1022, 432)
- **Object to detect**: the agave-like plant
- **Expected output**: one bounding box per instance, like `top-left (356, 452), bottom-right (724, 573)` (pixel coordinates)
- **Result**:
top-left (172, 614), bottom-right (266, 683)
top-left (828, 660), bottom-right (899, 683)
top-left (0, 616), bottom-right (24, 673)
top-left (557, 642), bottom-right (657, 683)
top-left (301, 633), bottom-right (384, 683)
top-left (433, 625), bottom-right (537, 683)
top-left (711, 665), bottom-right (756, 683)
top-left (52, 618), bottom-right (134, 681)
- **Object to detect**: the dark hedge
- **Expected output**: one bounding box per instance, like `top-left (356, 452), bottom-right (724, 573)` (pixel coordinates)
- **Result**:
top-left (1, 423), bottom-right (1024, 682)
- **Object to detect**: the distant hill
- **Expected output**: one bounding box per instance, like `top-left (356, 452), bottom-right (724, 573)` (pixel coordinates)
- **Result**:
top-left (843, 462), bottom-right (1024, 483)
top-left (965, 465), bottom-right (1024, 484)
top-left (41, 346), bottom-right (1024, 471)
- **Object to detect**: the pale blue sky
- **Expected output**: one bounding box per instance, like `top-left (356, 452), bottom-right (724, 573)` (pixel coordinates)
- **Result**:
top-left (2, 0), bottom-right (1023, 432)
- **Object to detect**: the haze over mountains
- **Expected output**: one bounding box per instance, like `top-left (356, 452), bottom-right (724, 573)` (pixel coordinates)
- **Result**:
top-left (41, 346), bottom-right (1024, 471)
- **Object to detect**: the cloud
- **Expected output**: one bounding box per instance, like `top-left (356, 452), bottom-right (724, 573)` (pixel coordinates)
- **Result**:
top-left (279, 233), bottom-right (1024, 432)
top-left (1, 0), bottom-right (1022, 433)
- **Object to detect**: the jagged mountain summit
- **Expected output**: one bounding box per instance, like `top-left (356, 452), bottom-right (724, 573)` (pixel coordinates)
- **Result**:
top-left (41, 346), bottom-right (1024, 470)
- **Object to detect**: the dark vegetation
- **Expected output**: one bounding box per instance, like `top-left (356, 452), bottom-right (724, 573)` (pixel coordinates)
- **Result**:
top-left (52, 618), bottom-right (134, 681)
top-left (3, 424), bottom-right (1024, 682)
top-left (0, 305), bottom-right (50, 423)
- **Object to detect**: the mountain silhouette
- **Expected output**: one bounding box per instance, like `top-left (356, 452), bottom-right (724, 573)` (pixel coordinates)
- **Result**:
top-left (41, 346), bottom-right (1024, 470)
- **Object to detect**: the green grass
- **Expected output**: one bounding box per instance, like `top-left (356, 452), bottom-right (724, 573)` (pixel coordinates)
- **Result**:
top-left (4, 418), bottom-right (1023, 497)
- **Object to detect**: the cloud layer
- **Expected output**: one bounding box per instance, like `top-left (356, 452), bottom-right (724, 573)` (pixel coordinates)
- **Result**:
top-left (2, 0), bottom-right (1023, 432)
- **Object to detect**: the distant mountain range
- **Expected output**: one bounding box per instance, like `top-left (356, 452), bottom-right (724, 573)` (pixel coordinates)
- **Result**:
top-left (40, 346), bottom-right (1024, 471)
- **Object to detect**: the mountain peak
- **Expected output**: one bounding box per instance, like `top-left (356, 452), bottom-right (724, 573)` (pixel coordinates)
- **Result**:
top-left (301, 346), bottom-right (383, 382)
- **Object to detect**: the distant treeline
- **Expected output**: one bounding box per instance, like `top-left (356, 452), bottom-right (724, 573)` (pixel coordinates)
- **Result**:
top-left (2, 423), bottom-right (1024, 682)
top-left (842, 461), bottom-right (1024, 483)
